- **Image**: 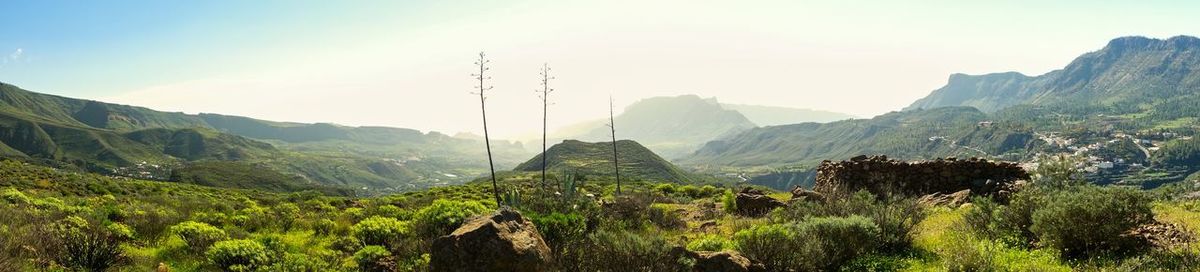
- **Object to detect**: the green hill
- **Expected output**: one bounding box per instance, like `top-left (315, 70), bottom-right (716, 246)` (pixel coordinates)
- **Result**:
top-left (514, 140), bottom-right (694, 182)
top-left (684, 107), bottom-right (1038, 167)
top-left (0, 82), bottom-right (531, 194)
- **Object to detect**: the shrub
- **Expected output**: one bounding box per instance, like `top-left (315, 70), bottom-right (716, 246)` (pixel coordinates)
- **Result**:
top-left (1030, 186), bottom-right (1152, 259)
top-left (771, 191), bottom-right (924, 252)
top-left (412, 199), bottom-right (488, 239)
top-left (354, 245), bottom-right (394, 272)
top-left (1, 188), bottom-right (31, 205)
top-left (735, 216), bottom-right (881, 271)
top-left (207, 239), bottom-right (271, 271)
top-left (530, 212), bottom-right (587, 250)
top-left (686, 235), bottom-right (735, 252)
top-left (560, 229), bottom-right (685, 272)
top-left (170, 221), bottom-right (227, 252)
top-left (312, 218), bottom-right (337, 236)
top-left (648, 204), bottom-right (686, 229)
top-left (272, 203), bottom-right (301, 231)
top-left (721, 189), bottom-right (737, 213)
top-left (352, 216), bottom-right (410, 246)
top-left (51, 221), bottom-right (127, 272)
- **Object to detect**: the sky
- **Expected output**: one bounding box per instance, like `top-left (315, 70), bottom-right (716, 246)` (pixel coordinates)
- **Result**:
top-left (1, 0), bottom-right (1198, 139)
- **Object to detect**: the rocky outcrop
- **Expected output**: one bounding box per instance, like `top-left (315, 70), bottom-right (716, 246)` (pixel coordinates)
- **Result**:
top-left (672, 247), bottom-right (767, 272)
top-left (735, 187), bottom-right (785, 217)
top-left (430, 209), bottom-right (553, 272)
top-left (917, 189), bottom-right (972, 207)
top-left (813, 155), bottom-right (1028, 199)
top-left (692, 251), bottom-right (767, 272)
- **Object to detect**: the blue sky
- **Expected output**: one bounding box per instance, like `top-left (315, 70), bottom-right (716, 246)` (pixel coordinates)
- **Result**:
top-left (1, 1), bottom-right (1198, 138)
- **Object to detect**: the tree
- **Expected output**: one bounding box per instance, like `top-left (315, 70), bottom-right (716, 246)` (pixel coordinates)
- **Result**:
top-left (472, 52), bottom-right (501, 205)
top-left (536, 63), bottom-right (555, 194)
top-left (607, 96), bottom-right (621, 195)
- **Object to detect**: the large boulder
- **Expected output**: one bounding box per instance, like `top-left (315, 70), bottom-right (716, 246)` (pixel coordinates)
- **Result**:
top-left (735, 187), bottom-right (785, 217)
top-left (430, 209), bottom-right (554, 272)
top-left (672, 247), bottom-right (766, 272)
top-left (693, 251), bottom-right (767, 272)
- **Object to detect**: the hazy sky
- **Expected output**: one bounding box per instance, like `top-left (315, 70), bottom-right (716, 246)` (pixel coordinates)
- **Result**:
top-left (1, 0), bottom-right (1197, 138)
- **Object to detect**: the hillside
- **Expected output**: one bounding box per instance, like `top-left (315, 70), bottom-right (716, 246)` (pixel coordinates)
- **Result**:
top-left (684, 107), bottom-right (1038, 167)
top-left (554, 95), bottom-right (756, 159)
top-left (721, 103), bottom-right (855, 126)
top-left (514, 140), bottom-right (694, 182)
top-left (908, 36), bottom-right (1200, 113)
top-left (0, 82), bottom-right (531, 193)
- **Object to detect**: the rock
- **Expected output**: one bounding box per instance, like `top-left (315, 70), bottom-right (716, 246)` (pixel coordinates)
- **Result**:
top-left (917, 189), bottom-right (971, 207)
top-left (693, 251), bottom-right (767, 272)
top-left (430, 209), bottom-right (554, 272)
top-left (672, 247), bottom-right (766, 272)
top-left (1126, 222), bottom-right (1193, 248)
top-left (735, 188), bottom-right (785, 217)
top-left (696, 220), bottom-right (718, 233)
top-left (790, 186), bottom-right (827, 203)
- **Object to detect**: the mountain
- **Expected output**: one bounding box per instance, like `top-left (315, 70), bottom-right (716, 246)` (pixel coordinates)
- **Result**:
top-left (908, 36), bottom-right (1200, 113)
top-left (684, 107), bottom-right (1037, 167)
top-left (553, 95), bottom-right (756, 159)
top-left (0, 82), bottom-right (531, 193)
top-left (514, 140), bottom-right (694, 182)
top-left (720, 103), bottom-right (855, 126)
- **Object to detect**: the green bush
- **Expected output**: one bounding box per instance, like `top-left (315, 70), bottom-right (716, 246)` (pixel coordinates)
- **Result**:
top-left (207, 239), bottom-right (271, 271)
top-left (312, 218), bottom-right (336, 236)
top-left (1, 188), bottom-right (31, 205)
top-left (648, 203), bottom-right (685, 229)
top-left (412, 199), bottom-right (488, 239)
top-left (1030, 186), bottom-right (1152, 259)
top-left (351, 216), bottom-right (410, 246)
top-left (170, 221), bottom-right (226, 252)
top-left (530, 212), bottom-right (587, 249)
top-left (559, 229), bottom-right (685, 272)
top-left (686, 235), bottom-right (735, 252)
top-left (354, 245), bottom-right (394, 272)
top-left (721, 189), bottom-right (737, 213)
top-left (735, 216), bottom-right (881, 271)
top-left (51, 221), bottom-right (127, 272)
top-left (771, 191), bottom-right (924, 252)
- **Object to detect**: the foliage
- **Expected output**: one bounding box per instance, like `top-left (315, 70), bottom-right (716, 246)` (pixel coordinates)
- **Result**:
top-left (170, 221), bottom-right (227, 252)
top-left (351, 216), bottom-right (410, 246)
top-left (206, 239), bottom-right (272, 271)
top-left (735, 216), bottom-right (881, 271)
top-left (1029, 186), bottom-right (1153, 259)
top-left (685, 235), bottom-right (735, 252)
top-left (529, 212), bottom-right (587, 250)
top-left (353, 245), bottom-right (394, 272)
top-left (412, 199), bottom-right (489, 240)
top-left (647, 203), bottom-right (685, 229)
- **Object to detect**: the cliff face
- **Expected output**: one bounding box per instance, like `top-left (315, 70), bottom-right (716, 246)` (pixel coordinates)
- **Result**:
top-left (908, 36), bottom-right (1200, 112)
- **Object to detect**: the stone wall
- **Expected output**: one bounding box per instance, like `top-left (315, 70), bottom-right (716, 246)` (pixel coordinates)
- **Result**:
top-left (813, 155), bottom-right (1029, 197)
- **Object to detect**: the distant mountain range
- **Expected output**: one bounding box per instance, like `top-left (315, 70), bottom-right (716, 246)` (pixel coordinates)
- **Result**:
top-left (720, 103), bottom-right (854, 126)
top-left (0, 82), bottom-right (530, 194)
top-left (908, 36), bottom-right (1200, 113)
top-left (689, 35), bottom-right (1200, 189)
top-left (552, 95), bottom-right (854, 159)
